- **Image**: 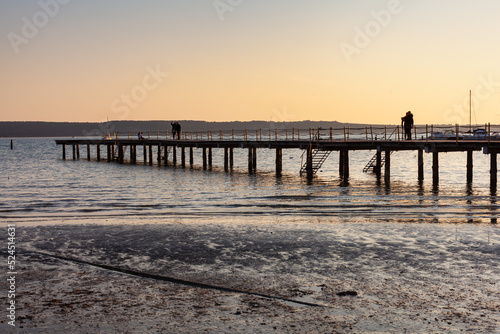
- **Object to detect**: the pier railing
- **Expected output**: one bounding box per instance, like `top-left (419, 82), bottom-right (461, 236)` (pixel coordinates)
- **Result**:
top-left (110, 124), bottom-right (500, 142)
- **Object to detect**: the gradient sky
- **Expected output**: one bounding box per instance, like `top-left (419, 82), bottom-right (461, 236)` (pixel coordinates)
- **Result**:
top-left (2, 0), bottom-right (500, 125)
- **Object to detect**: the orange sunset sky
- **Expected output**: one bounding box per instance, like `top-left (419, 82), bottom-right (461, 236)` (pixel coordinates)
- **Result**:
top-left (1, 0), bottom-right (500, 125)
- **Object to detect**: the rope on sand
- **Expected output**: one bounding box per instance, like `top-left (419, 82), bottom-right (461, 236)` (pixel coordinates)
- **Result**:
top-left (26, 250), bottom-right (328, 308)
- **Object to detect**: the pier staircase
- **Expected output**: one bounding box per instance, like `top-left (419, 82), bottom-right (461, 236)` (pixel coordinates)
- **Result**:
top-left (363, 151), bottom-right (390, 173)
top-left (299, 148), bottom-right (332, 176)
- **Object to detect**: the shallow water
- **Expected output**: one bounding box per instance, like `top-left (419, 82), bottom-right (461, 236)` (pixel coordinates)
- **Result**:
top-left (0, 137), bottom-right (499, 224)
top-left (2, 137), bottom-right (499, 332)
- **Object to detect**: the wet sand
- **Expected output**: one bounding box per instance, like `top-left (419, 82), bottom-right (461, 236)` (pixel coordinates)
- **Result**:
top-left (3, 219), bottom-right (500, 333)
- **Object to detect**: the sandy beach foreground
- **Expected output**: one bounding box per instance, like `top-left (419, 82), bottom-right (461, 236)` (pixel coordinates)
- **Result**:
top-left (2, 219), bottom-right (499, 333)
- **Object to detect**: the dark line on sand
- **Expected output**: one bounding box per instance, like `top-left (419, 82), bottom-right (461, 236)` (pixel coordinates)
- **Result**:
top-left (27, 251), bottom-right (327, 308)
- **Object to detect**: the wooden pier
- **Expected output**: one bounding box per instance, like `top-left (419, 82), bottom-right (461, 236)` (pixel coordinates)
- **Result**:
top-left (55, 126), bottom-right (500, 190)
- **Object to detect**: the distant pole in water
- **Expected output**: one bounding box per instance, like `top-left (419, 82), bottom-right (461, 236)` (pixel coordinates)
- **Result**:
top-left (10, 139), bottom-right (13, 150)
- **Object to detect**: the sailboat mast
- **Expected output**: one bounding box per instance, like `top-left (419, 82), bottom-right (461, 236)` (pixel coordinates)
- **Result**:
top-left (469, 90), bottom-right (472, 133)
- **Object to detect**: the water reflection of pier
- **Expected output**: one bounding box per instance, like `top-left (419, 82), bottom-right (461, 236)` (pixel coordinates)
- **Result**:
top-left (55, 126), bottom-right (500, 190)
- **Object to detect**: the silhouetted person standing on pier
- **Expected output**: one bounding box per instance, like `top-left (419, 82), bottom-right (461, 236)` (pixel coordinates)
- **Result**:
top-left (401, 111), bottom-right (414, 140)
top-left (171, 121), bottom-right (181, 140)
top-left (176, 122), bottom-right (181, 140)
top-left (171, 122), bottom-right (177, 139)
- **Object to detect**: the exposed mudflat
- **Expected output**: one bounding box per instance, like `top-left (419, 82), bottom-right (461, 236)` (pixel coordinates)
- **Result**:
top-left (3, 219), bottom-right (500, 333)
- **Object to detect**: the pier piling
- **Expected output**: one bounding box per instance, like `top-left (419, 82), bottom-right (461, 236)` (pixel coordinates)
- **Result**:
top-left (148, 145), bottom-right (153, 165)
top-left (181, 147), bottom-right (186, 168)
top-left (189, 147), bottom-right (194, 168)
top-left (224, 148), bottom-right (229, 172)
top-left (248, 147), bottom-right (254, 174)
top-left (203, 148), bottom-right (207, 170)
top-left (418, 149), bottom-right (424, 181)
top-left (375, 150), bottom-right (382, 177)
top-left (467, 150), bottom-right (473, 183)
top-left (208, 148), bottom-right (213, 169)
top-left (491, 153), bottom-right (498, 189)
top-left (276, 148), bottom-right (282, 177)
top-left (432, 152), bottom-right (439, 185)
top-left (384, 150), bottom-right (390, 185)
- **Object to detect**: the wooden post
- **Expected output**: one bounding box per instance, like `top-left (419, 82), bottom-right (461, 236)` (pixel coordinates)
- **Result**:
top-left (96, 145), bottom-right (100, 162)
top-left (143, 145), bottom-right (147, 164)
top-left (384, 150), bottom-right (390, 185)
top-left (491, 153), bottom-right (498, 190)
top-left (432, 151), bottom-right (439, 186)
top-left (339, 150), bottom-right (344, 176)
top-left (203, 148), bottom-right (207, 170)
top-left (224, 147), bottom-right (229, 172)
top-left (72, 145), bottom-right (76, 160)
top-left (248, 147), bottom-right (254, 174)
top-left (148, 145), bottom-right (153, 165)
top-left (76, 145), bottom-right (80, 159)
top-left (130, 145), bottom-right (134, 164)
top-left (10, 140), bottom-right (13, 150)
top-left (164, 146), bottom-right (168, 165)
top-left (252, 147), bottom-right (257, 172)
top-left (107, 144), bottom-right (112, 162)
top-left (189, 147), bottom-right (194, 168)
top-left (375, 149), bottom-right (382, 177)
top-left (181, 147), bottom-right (186, 168)
top-left (230, 148), bottom-right (234, 169)
top-left (172, 146), bottom-right (177, 166)
top-left (157, 145), bottom-right (162, 165)
top-left (418, 149), bottom-right (424, 181)
top-left (466, 150), bottom-right (473, 183)
top-left (208, 147), bottom-right (213, 169)
top-left (62, 144), bottom-right (66, 160)
top-left (276, 148), bottom-right (282, 177)
top-left (118, 144), bottom-right (124, 164)
top-left (306, 145), bottom-right (313, 180)
top-left (87, 144), bottom-right (91, 161)
top-left (342, 149), bottom-right (349, 180)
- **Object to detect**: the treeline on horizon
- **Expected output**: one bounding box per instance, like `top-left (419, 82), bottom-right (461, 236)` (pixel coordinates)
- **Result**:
top-left (0, 120), bottom-right (376, 137)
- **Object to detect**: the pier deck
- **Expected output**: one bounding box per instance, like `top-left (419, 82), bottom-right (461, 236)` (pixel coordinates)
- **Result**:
top-left (55, 137), bottom-right (500, 189)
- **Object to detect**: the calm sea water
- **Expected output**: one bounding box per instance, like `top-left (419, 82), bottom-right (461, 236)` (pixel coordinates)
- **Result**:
top-left (1, 137), bottom-right (498, 225)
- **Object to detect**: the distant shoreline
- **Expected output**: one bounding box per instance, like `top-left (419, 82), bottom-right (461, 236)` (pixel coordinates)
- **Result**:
top-left (0, 120), bottom-right (395, 138)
